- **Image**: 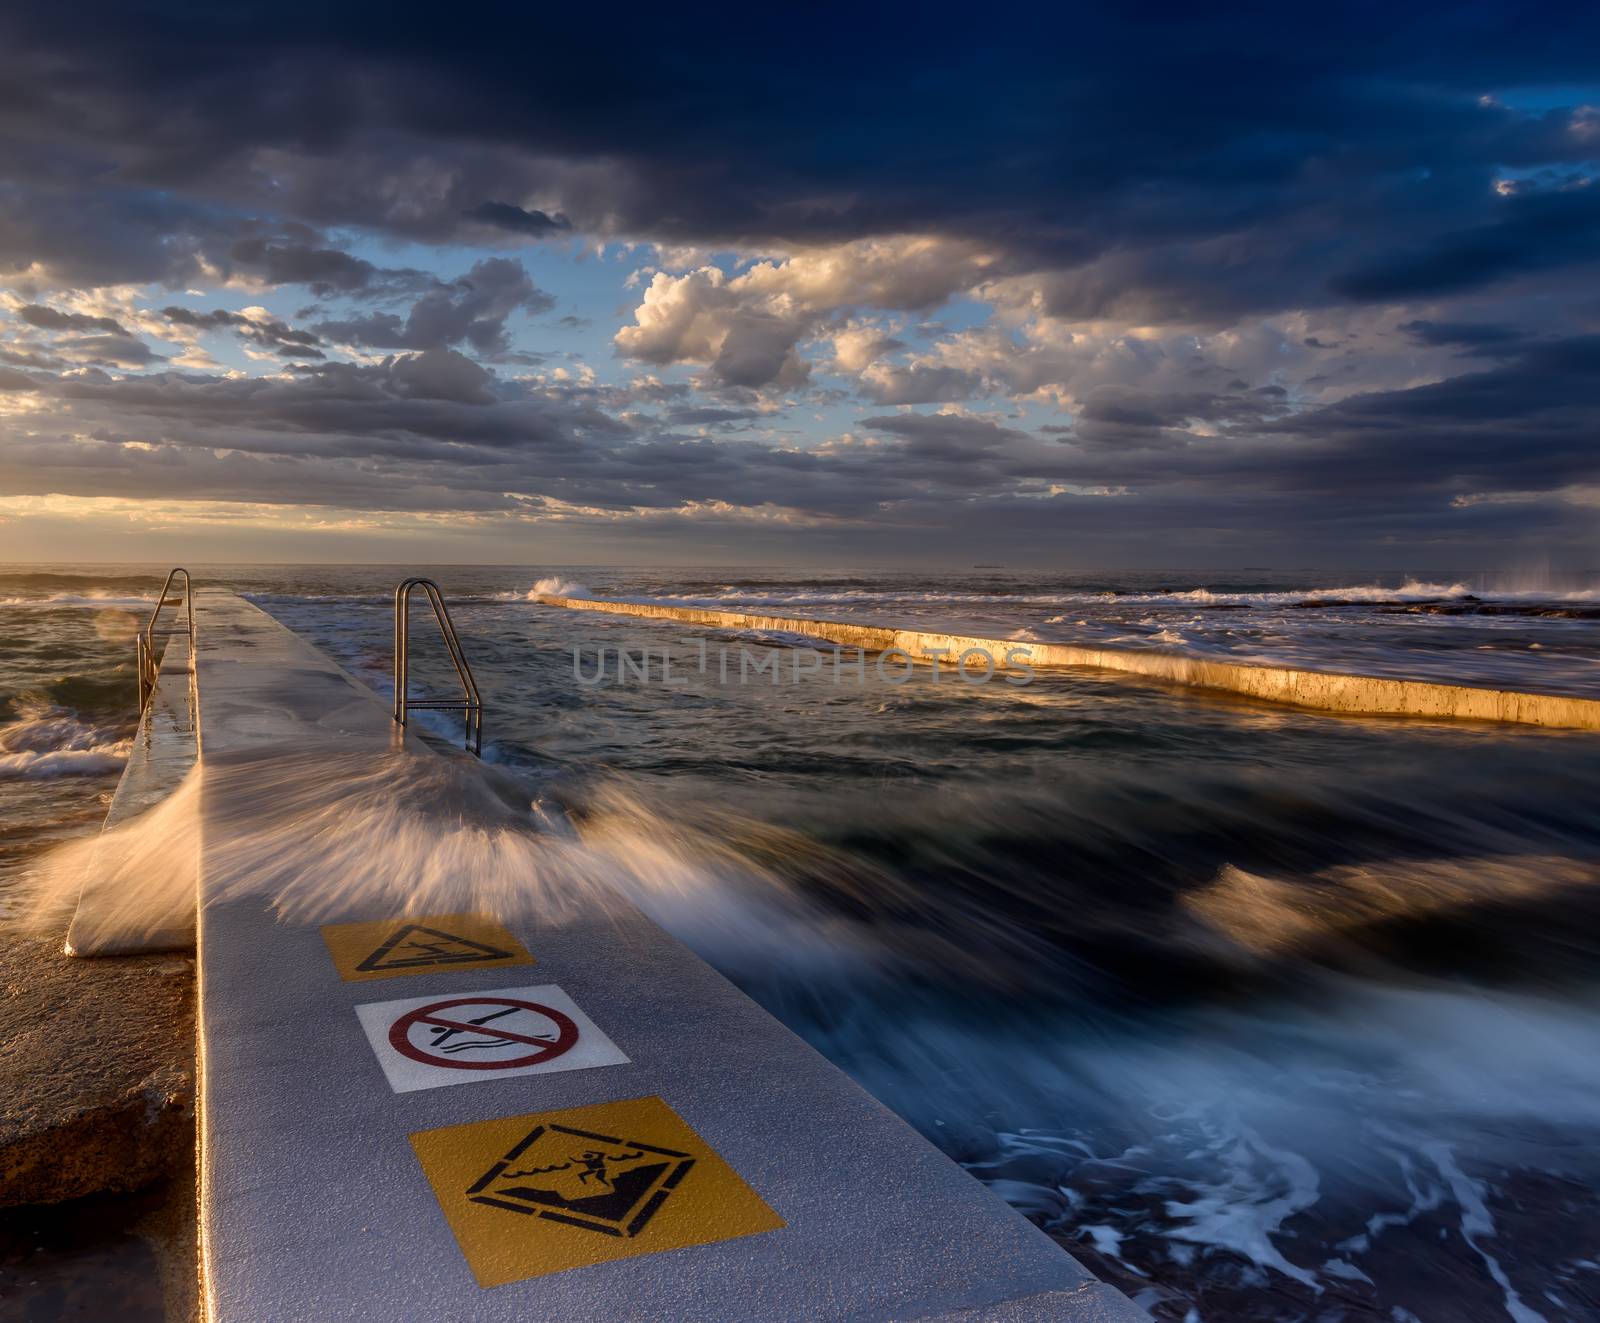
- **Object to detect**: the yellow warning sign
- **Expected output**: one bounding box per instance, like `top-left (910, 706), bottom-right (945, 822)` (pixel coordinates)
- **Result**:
top-left (409, 1095), bottom-right (783, 1287)
top-left (320, 913), bottom-right (534, 983)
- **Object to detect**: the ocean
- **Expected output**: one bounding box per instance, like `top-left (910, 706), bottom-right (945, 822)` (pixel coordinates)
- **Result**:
top-left (4, 563), bottom-right (1600, 1322)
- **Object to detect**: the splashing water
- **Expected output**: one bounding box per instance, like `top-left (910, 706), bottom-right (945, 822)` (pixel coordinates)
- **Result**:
top-left (15, 750), bottom-right (888, 975)
top-left (525, 576), bottom-right (592, 600)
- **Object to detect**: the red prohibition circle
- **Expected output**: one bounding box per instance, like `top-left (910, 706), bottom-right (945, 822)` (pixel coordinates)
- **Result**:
top-left (387, 996), bottom-right (579, 1070)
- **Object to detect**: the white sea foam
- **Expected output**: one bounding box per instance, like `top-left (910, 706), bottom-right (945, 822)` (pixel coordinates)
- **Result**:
top-left (1161, 1123), bottom-right (1323, 1288)
top-left (839, 963), bottom-right (1600, 1305)
top-left (0, 700), bottom-right (130, 780)
top-left (1423, 1140), bottom-right (1549, 1323)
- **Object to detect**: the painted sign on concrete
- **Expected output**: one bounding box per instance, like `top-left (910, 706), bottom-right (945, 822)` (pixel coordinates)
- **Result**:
top-left (355, 984), bottom-right (628, 1092)
top-left (409, 1096), bottom-right (784, 1287)
top-left (320, 912), bottom-right (535, 982)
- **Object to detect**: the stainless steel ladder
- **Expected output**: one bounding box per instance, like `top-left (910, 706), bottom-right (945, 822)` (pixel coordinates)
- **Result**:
top-left (393, 577), bottom-right (484, 756)
top-left (137, 567), bottom-right (194, 712)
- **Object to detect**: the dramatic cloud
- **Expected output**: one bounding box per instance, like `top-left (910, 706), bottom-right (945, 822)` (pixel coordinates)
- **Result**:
top-left (1400, 320), bottom-right (1528, 350)
top-left (0, 2), bottom-right (1597, 557)
top-left (17, 305), bottom-right (128, 335)
top-left (163, 306), bottom-right (325, 359)
top-left (615, 238), bottom-right (998, 387)
top-left (224, 235), bottom-right (430, 299)
top-left (464, 203), bottom-right (572, 236)
top-left (314, 259), bottom-right (553, 357)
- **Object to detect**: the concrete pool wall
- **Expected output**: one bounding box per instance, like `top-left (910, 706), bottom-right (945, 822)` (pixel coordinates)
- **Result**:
top-left (536, 593), bottom-right (1600, 730)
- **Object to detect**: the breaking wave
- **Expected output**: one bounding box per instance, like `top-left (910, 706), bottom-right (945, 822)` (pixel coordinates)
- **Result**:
top-left (523, 576), bottom-right (592, 600)
top-left (0, 698), bottom-right (130, 780)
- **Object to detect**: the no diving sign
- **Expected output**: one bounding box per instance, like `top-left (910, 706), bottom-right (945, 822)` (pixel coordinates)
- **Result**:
top-left (354, 985), bottom-right (629, 1093)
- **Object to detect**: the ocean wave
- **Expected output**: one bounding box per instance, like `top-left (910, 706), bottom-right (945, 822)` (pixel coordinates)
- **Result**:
top-left (0, 746), bottom-right (130, 778)
top-left (0, 698), bottom-right (130, 780)
top-left (0, 590), bottom-right (156, 608)
top-left (564, 578), bottom-right (1599, 611)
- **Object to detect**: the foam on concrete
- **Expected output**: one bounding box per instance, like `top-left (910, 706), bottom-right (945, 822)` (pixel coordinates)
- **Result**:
top-left (67, 631), bottom-right (199, 956)
top-left (536, 594), bottom-right (1600, 730)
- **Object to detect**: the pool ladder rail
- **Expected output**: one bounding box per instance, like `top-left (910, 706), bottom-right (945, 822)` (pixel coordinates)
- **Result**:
top-left (137, 568), bottom-right (194, 713)
top-left (393, 577), bottom-right (484, 757)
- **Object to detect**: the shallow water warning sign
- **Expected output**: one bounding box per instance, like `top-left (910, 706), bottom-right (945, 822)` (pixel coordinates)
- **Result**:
top-left (409, 1096), bottom-right (783, 1287)
top-left (355, 984), bottom-right (629, 1092)
top-left (320, 913), bottom-right (534, 982)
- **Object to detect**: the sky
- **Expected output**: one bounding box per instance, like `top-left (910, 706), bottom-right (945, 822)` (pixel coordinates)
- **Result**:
top-left (1, 2), bottom-right (1598, 568)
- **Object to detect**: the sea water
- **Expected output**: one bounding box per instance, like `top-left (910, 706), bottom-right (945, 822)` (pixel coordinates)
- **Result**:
top-left (3, 563), bottom-right (1599, 1322)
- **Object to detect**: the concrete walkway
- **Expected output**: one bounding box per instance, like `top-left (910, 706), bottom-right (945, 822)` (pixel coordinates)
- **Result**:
top-left (191, 591), bottom-right (1147, 1322)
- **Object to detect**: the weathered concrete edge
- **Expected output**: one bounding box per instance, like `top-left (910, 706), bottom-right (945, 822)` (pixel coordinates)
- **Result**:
top-left (537, 595), bottom-right (1600, 730)
top-left (66, 631), bottom-right (199, 956)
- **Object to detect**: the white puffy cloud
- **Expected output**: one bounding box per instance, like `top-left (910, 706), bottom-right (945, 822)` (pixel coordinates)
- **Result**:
top-left (615, 236), bottom-right (1002, 387)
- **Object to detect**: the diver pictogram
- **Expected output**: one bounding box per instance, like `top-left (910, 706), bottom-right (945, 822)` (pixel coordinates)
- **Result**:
top-left (408, 1095), bottom-right (784, 1286)
top-left (467, 1121), bottom-right (696, 1238)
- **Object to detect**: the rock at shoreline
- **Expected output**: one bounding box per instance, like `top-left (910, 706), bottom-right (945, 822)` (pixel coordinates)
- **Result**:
top-left (0, 932), bottom-right (194, 1207)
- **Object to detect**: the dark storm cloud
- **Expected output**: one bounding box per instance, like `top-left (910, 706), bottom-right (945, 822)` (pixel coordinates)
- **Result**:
top-left (313, 258), bottom-right (554, 357)
top-left (464, 203), bottom-right (571, 236)
top-left (859, 364), bottom-right (985, 406)
top-left (0, 346), bottom-right (60, 370)
top-left (51, 333), bottom-right (166, 368)
top-left (18, 305), bottom-right (128, 335)
top-left (662, 406), bottom-right (766, 427)
top-left (225, 235), bottom-right (430, 299)
top-left (989, 336), bottom-right (1600, 516)
top-left (859, 413), bottom-right (1027, 462)
top-left (1399, 319), bottom-right (1528, 352)
top-left (163, 306), bottom-right (326, 358)
top-left (3, 1), bottom-right (1599, 319)
top-left (1331, 188), bottom-right (1600, 301)
top-left (3, 302), bottom-right (165, 366)
top-left (1257, 336), bottom-right (1600, 495)
top-left (0, 177), bottom-right (233, 291)
top-left (1068, 385), bottom-right (1291, 451)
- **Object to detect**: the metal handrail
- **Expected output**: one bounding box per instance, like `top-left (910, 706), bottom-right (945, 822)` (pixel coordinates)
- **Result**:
top-left (138, 568), bottom-right (194, 712)
top-left (393, 577), bottom-right (483, 756)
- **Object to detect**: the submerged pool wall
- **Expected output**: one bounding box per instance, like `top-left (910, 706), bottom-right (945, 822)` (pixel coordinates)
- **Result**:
top-left (536, 593), bottom-right (1600, 730)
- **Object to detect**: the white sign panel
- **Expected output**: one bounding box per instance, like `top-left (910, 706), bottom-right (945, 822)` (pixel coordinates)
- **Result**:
top-left (353, 983), bottom-right (629, 1093)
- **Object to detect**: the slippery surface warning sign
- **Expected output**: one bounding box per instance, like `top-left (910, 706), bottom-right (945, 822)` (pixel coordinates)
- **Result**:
top-left (320, 913), bottom-right (534, 982)
top-left (354, 984), bottom-right (629, 1093)
top-left (409, 1096), bottom-right (783, 1287)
